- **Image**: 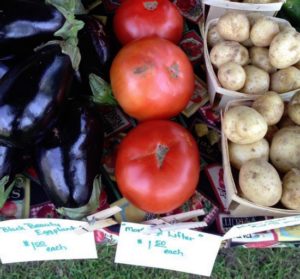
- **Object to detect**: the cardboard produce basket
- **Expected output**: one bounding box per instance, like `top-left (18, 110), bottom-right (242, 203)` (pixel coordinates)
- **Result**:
top-left (221, 97), bottom-right (300, 217)
top-left (203, 16), bottom-right (299, 109)
top-left (202, 0), bottom-right (285, 24)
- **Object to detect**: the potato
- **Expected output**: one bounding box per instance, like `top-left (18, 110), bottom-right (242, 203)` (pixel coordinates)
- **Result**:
top-left (210, 41), bottom-right (249, 68)
top-left (281, 169), bottom-right (300, 210)
top-left (247, 13), bottom-right (264, 26)
top-left (288, 91), bottom-right (300, 125)
top-left (249, 47), bottom-right (276, 74)
top-left (252, 91), bottom-right (284, 125)
top-left (269, 30), bottom-right (300, 69)
top-left (239, 159), bottom-right (282, 207)
top-left (223, 105), bottom-right (268, 144)
top-left (271, 67), bottom-right (300, 93)
top-left (229, 138), bottom-right (269, 169)
top-left (270, 126), bottom-right (300, 173)
top-left (217, 12), bottom-right (250, 42)
top-left (217, 62), bottom-right (246, 91)
top-left (250, 17), bottom-right (280, 47)
top-left (207, 25), bottom-right (224, 48)
top-left (278, 21), bottom-right (295, 32)
top-left (241, 65), bottom-right (270, 94)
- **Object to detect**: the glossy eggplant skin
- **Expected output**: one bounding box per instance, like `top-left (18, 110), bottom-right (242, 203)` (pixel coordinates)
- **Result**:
top-left (35, 101), bottom-right (104, 208)
top-left (0, 0), bottom-right (65, 56)
top-left (0, 44), bottom-right (73, 148)
top-left (77, 15), bottom-right (111, 83)
top-left (0, 144), bottom-right (22, 179)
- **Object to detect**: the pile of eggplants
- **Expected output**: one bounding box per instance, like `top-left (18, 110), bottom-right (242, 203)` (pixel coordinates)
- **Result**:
top-left (0, 0), bottom-right (111, 218)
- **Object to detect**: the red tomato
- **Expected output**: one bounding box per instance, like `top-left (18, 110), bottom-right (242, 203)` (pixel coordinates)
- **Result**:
top-left (110, 37), bottom-right (194, 121)
top-left (115, 120), bottom-right (200, 214)
top-left (113, 0), bottom-right (183, 45)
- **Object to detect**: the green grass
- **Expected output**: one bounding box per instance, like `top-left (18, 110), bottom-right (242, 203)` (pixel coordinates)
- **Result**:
top-left (1, 246), bottom-right (300, 279)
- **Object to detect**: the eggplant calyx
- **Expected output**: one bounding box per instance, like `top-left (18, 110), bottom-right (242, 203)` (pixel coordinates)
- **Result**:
top-left (46, 0), bottom-right (86, 39)
top-left (89, 73), bottom-right (118, 106)
top-left (56, 175), bottom-right (102, 220)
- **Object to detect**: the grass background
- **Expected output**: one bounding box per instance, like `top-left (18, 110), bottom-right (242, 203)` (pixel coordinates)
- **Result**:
top-left (1, 245), bottom-right (300, 278)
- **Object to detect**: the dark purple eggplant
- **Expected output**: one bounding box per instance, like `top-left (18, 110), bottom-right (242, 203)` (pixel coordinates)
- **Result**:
top-left (77, 15), bottom-right (112, 83)
top-left (0, 0), bottom-right (66, 56)
top-left (35, 100), bottom-right (104, 208)
top-left (0, 44), bottom-right (73, 148)
top-left (0, 53), bottom-right (34, 80)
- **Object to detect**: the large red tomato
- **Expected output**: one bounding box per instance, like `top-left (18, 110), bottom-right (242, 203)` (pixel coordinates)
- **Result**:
top-left (113, 0), bottom-right (183, 45)
top-left (110, 37), bottom-right (195, 121)
top-left (115, 120), bottom-right (200, 214)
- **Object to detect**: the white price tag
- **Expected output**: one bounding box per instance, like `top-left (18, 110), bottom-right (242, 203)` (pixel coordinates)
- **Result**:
top-left (115, 222), bottom-right (222, 277)
top-left (223, 215), bottom-right (300, 240)
top-left (0, 218), bottom-right (97, 264)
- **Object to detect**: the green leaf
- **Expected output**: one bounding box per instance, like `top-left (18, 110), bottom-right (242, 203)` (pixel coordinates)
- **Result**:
top-left (45, 0), bottom-right (85, 71)
top-left (60, 38), bottom-right (82, 71)
top-left (89, 73), bottom-right (118, 106)
top-left (0, 176), bottom-right (16, 209)
top-left (56, 175), bottom-right (102, 220)
top-left (54, 18), bottom-right (85, 41)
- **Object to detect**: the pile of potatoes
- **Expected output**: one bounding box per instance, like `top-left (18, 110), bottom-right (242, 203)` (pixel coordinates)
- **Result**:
top-left (208, 12), bottom-right (300, 94)
top-left (223, 91), bottom-right (300, 209)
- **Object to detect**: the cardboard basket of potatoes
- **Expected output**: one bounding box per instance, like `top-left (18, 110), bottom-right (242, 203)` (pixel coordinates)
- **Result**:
top-left (222, 91), bottom-right (300, 217)
top-left (204, 11), bottom-right (300, 109)
top-left (201, 0), bottom-right (285, 24)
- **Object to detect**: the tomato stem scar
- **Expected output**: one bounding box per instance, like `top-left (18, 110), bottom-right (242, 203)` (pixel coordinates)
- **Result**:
top-left (156, 144), bottom-right (169, 168)
top-left (143, 1), bottom-right (158, 10)
top-left (168, 62), bottom-right (180, 78)
top-left (133, 64), bottom-right (150, 74)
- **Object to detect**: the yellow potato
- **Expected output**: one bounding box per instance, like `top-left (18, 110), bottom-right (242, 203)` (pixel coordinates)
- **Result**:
top-left (249, 47), bottom-right (276, 74)
top-left (252, 91), bottom-right (284, 125)
top-left (217, 12), bottom-right (250, 42)
top-left (217, 62), bottom-right (246, 91)
top-left (241, 65), bottom-right (270, 94)
top-left (250, 17), bottom-right (280, 47)
top-left (210, 41), bottom-right (249, 68)
top-left (281, 169), bottom-right (300, 210)
top-left (239, 159), bottom-right (282, 207)
top-left (229, 138), bottom-right (269, 169)
top-left (288, 91), bottom-right (300, 125)
top-left (269, 30), bottom-right (300, 69)
top-left (271, 67), bottom-right (300, 93)
top-left (270, 126), bottom-right (300, 173)
top-left (223, 105), bottom-right (268, 144)
top-left (207, 25), bottom-right (224, 48)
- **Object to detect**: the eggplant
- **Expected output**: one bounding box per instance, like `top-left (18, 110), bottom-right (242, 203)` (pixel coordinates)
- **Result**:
top-left (77, 15), bottom-right (112, 84)
top-left (0, 0), bottom-right (66, 56)
top-left (0, 53), bottom-right (33, 80)
top-left (0, 44), bottom-right (73, 148)
top-left (35, 100), bottom-right (104, 208)
top-left (0, 144), bottom-right (23, 179)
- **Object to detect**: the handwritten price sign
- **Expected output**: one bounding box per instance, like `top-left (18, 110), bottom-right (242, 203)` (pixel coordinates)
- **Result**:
top-left (115, 222), bottom-right (222, 277)
top-left (0, 219), bottom-right (97, 263)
